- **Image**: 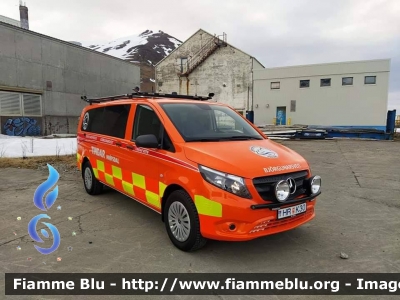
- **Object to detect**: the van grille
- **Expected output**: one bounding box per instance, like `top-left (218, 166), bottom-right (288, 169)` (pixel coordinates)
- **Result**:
top-left (252, 170), bottom-right (308, 201)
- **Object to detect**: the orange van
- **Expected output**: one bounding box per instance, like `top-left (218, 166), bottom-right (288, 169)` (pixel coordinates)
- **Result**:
top-left (77, 92), bottom-right (321, 251)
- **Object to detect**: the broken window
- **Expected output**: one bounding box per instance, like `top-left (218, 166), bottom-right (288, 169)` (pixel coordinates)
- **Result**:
top-left (180, 58), bottom-right (188, 73)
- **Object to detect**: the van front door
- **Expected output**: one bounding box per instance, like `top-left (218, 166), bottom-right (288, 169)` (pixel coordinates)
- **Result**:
top-left (123, 104), bottom-right (164, 213)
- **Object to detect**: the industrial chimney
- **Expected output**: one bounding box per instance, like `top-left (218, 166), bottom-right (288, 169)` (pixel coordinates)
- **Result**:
top-left (19, 1), bottom-right (29, 30)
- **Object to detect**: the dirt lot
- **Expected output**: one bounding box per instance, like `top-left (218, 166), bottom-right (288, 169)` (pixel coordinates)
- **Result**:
top-left (0, 139), bottom-right (399, 300)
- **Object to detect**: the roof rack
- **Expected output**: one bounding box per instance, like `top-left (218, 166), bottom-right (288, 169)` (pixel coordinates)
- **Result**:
top-left (81, 92), bottom-right (215, 104)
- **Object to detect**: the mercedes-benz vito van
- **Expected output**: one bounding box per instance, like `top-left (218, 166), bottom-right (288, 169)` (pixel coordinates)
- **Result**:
top-left (77, 92), bottom-right (321, 251)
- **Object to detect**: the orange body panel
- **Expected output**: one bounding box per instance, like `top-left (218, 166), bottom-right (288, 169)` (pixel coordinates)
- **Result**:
top-left (76, 98), bottom-right (318, 242)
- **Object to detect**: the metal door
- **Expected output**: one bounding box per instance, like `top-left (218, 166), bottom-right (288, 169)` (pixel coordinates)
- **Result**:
top-left (276, 106), bottom-right (286, 125)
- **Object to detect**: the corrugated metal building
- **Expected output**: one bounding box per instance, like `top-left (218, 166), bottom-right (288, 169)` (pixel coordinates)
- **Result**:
top-left (0, 21), bottom-right (140, 136)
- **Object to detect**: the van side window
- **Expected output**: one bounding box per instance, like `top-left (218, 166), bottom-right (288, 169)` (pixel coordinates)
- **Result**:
top-left (103, 105), bottom-right (131, 138)
top-left (82, 104), bottom-right (130, 139)
top-left (82, 107), bottom-right (104, 134)
top-left (133, 105), bottom-right (162, 140)
top-left (133, 105), bottom-right (175, 152)
top-left (161, 127), bottom-right (175, 152)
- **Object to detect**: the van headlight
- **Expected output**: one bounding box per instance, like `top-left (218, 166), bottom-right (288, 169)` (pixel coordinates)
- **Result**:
top-left (198, 165), bottom-right (252, 199)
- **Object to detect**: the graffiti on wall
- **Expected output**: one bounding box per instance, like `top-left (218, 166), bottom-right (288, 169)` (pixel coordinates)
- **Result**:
top-left (3, 117), bottom-right (41, 136)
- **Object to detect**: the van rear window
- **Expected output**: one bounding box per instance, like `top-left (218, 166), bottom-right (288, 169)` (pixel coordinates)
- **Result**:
top-left (81, 105), bottom-right (131, 139)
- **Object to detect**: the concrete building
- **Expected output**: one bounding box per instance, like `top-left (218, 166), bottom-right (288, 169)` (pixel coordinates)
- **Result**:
top-left (253, 59), bottom-right (391, 130)
top-left (0, 21), bottom-right (140, 136)
top-left (0, 15), bottom-right (21, 28)
top-left (155, 29), bottom-right (264, 115)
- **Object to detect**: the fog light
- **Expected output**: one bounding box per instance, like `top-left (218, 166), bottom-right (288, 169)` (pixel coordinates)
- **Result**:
top-left (310, 176), bottom-right (321, 194)
top-left (275, 180), bottom-right (290, 202)
top-left (304, 175), bottom-right (322, 195)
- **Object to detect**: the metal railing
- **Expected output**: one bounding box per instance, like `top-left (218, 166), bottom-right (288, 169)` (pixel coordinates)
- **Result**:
top-left (180, 33), bottom-right (227, 77)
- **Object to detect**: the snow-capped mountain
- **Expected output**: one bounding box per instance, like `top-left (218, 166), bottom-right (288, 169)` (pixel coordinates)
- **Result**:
top-left (82, 30), bottom-right (181, 92)
top-left (84, 30), bottom-right (181, 66)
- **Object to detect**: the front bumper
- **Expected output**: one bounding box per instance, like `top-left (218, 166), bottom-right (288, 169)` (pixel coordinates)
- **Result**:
top-left (198, 192), bottom-right (319, 241)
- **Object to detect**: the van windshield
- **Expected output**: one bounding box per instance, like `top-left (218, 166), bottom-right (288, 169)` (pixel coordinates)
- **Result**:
top-left (159, 103), bottom-right (264, 142)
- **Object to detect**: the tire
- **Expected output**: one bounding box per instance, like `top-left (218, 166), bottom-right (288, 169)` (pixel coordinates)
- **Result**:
top-left (164, 190), bottom-right (207, 252)
top-left (82, 161), bottom-right (103, 195)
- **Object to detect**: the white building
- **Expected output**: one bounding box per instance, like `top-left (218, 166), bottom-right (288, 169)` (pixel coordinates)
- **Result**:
top-left (253, 59), bottom-right (391, 130)
top-left (155, 29), bottom-right (264, 114)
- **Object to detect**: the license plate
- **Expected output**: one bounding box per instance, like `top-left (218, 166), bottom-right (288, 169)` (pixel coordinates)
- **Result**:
top-left (277, 203), bottom-right (307, 219)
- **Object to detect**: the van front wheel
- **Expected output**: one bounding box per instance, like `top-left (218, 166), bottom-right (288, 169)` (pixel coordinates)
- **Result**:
top-left (164, 190), bottom-right (207, 252)
top-left (83, 161), bottom-right (103, 195)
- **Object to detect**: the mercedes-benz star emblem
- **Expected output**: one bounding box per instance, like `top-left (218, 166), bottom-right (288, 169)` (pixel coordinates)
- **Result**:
top-left (287, 177), bottom-right (296, 194)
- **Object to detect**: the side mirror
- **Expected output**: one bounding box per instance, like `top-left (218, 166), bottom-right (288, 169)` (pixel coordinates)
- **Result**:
top-left (135, 134), bottom-right (159, 148)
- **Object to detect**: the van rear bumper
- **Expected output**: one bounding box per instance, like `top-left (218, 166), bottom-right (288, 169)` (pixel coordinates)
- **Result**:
top-left (198, 199), bottom-right (317, 241)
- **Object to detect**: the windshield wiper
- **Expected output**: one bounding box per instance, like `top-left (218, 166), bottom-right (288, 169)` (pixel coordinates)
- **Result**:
top-left (221, 136), bottom-right (263, 140)
top-left (187, 136), bottom-right (263, 142)
top-left (187, 138), bottom-right (223, 142)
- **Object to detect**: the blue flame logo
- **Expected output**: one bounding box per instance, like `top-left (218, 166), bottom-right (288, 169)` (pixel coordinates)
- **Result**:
top-left (33, 164), bottom-right (59, 211)
top-left (28, 164), bottom-right (61, 255)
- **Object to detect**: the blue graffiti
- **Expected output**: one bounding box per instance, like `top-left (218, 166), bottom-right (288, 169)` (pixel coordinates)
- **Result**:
top-left (3, 117), bottom-right (41, 136)
top-left (28, 164), bottom-right (61, 255)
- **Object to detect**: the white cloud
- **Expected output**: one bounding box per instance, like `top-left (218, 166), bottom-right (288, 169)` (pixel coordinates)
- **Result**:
top-left (0, 0), bottom-right (399, 109)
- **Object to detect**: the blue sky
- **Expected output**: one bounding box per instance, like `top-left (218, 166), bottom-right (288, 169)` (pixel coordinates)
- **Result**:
top-left (2, 0), bottom-right (399, 112)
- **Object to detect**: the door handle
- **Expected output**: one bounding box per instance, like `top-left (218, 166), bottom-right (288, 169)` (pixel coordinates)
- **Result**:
top-left (115, 142), bottom-right (122, 147)
top-left (126, 145), bottom-right (134, 150)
